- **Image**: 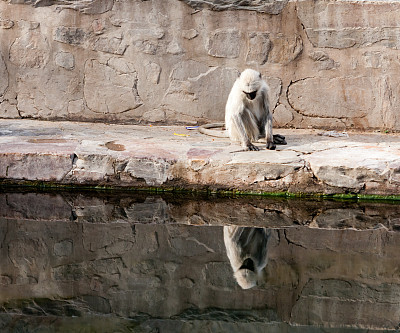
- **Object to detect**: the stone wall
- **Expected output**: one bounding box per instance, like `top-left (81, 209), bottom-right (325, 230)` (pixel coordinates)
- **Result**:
top-left (1, 0), bottom-right (400, 131)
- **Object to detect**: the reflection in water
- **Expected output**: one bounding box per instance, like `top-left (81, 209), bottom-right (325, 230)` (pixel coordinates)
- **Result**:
top-left (1, 189), bottom-right (400, 332)
top-left (224, 226), bottom-right (269, 289)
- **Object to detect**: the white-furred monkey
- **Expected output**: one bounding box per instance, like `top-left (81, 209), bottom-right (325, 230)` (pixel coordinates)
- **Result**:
top-left (199, 69), bottom-right (286, 151)
top-left (223, 226), bottom-right (269, 289)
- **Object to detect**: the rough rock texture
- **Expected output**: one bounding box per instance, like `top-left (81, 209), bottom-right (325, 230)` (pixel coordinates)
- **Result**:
top-left (1, 190), bottom-right (400, 330)
top-left (2, 119), bottom-right (400, 196)
top-left (1, 0), bottom-right (400, 131)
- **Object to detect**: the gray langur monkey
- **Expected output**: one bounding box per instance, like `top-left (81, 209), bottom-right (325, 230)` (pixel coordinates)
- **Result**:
top-left (223, 226), bottom-right (269, 289)
top-left (199, 69), bottom-right (286, 151)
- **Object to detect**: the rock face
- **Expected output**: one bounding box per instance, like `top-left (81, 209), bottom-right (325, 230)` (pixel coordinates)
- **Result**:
top-left (2, 119), bottom-right (400, 197)
top-left (1, 0), bottom-right (400, 130)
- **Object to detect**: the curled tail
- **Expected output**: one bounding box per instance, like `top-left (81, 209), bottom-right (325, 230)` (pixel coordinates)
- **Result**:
top-left (198, 123), bottom-right (229, 138)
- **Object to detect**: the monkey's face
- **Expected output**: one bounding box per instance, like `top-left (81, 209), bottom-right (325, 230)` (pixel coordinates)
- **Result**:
top-left (239, 69), bottom-right (262, 101)
top-left (244, 90), bottom-right (257, 100)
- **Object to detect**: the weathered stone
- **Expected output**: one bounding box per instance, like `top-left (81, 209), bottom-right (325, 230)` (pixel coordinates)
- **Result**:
top-left (309, 51), bottom-right (339, 70)
top-left (363, 51), bottom-right (388, 69)
top-left (163, 61), bottom-right (239, 120)
top-left (268, 34), bottom-right (303, 64)
top-left (67, 99), bottom-right (85, 115)
top-left (91, 32), bottom-right (128, 55)
top-left (179, 0), bottom-right (289, 15)
top-left (0, 153), bottom-right (73, 181)
top-left (0, 54), bottom-right (8, 97)
top-left (124, 158), bottom-right (172, 186)
top-left (22, 0), bottom-right (115, 14)
top-left (54, 240), bottom-right (73, 257)
top-left (288, 77), bottom-right (375, 119)
top-left (3, 118), bottom-right (400, 196)
top-left (16, 69), bottom-right (81, 118)
top-left (266, 76), bottom-right (282, 110)
top-left (206, 29), bottom-right (240, 59)
top-left (306, 146), bottom-right (400, 191)
top-left (128, 27), bottom-right (164, 55)
top-left (246, 32), bottom-right (271, 65)
top-left (3, 0), bottom-right (400, 131)
top-left (0, 18), bottom-right (14, 29)
top-left (83, 58), bottom-right (143, 114)
top-left (91, 19), bottom-right (105, 35)
top-left (54, 51), bottom-right (75, 70)
top-left (182, 29), bottom-right (198, 40)
top-left (142, 109), bottom-right (166, 122)
top-left (0, 103), bottom-right (19, 118)
top-left (54, 26), bottom-right (86, 45)
top-left (273, 104), bottom-right (293, 127)
top-left (297, 0), bottom-right (400, 49)
top-left (144, 61), bottom-right (161, 85)
top-left (9, 23), bottom-right (49, 68)
top-left (167, 39), bottom-right (184, 55)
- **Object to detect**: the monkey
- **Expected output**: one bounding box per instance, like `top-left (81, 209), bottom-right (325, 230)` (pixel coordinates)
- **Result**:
top-left (223, 226), bottom-right (269, 289)
top-left (199, 69), bottom-right (286, 151)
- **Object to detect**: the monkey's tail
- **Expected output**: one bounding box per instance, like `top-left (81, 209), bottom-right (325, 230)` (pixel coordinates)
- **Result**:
top-left (198, 122), bottom-right (229, 138)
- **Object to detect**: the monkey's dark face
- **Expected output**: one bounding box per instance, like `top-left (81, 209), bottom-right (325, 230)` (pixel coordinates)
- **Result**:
top-left (244, 90), bottom-right (257, 100)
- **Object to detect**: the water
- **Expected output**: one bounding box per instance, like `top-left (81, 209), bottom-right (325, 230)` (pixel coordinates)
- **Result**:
top-left (0, 189), bottom-right (399, 332)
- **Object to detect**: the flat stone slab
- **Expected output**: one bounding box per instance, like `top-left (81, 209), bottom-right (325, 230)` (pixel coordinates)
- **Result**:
top-left (1, 119), bottom-right (400, 196)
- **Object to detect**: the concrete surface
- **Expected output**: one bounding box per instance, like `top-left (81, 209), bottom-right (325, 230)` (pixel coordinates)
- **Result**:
top-left (1, 119), bottom-right (400, 196)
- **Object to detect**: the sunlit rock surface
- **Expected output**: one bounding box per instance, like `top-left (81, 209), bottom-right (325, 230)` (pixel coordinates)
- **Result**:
top-left (2, 119), bottom-right (400, 196)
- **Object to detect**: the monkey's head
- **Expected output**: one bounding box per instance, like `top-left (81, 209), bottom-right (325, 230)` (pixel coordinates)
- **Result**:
top-left (239, 69), bottom-right (263, 101)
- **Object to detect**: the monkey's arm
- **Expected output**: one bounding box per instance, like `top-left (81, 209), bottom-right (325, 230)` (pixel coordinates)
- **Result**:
top-left (263, 98), bottom-right (276, 150)
top-left (232, 113), bottom-right (259, 151)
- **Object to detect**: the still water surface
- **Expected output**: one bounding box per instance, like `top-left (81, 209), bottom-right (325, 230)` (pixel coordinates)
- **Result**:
top-left (1, 189), bottom-right (400, 332)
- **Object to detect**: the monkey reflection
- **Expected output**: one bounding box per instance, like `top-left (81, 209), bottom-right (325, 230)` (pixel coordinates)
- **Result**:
top-left (223, 226), bottom-right (269, 289)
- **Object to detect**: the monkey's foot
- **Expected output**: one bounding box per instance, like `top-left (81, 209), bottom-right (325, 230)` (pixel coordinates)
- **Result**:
top-left (273, 134), bottom-right (287, 145)
top-left (266, 142), bottom-right (276, 150)
top-left (246, 143), bottom-right (260, 151)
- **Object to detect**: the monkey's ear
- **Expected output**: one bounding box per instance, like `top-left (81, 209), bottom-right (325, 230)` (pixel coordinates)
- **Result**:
top-left (237, 71), bottom-right (241, 77)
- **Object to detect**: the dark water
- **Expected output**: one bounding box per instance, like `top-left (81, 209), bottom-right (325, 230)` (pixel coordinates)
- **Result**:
top-left (1, 189), bottom-right (400, 332)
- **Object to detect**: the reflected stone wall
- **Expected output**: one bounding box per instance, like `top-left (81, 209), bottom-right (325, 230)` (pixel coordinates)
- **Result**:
top-left (1, 191), bottom-right (400, 330)
top-left (1, 0), bottom-right (400, 130)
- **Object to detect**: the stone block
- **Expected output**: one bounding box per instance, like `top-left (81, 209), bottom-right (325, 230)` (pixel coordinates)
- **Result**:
top-left (288, 77), bottom-right (375, 119)
top-left (9, 23), bottom-right (49, 68)
top-left (83, 58), bottom-right (142, 114)
top-left (246, 32), bottom-right (271, 65)
top-left (206, 29), bottom-right (240, 59)
top-left (179, 0), bottom-right (289, 15)
top-left (54, 26), bottom-right (86, 45)
top-left (54, 51), bottom-right (75, 70)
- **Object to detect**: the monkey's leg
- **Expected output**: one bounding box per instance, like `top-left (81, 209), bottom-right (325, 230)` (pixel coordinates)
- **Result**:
top-left (265, 112), bottom-right (276, 150)
top-left (232, 113), bottom-right (259, 151)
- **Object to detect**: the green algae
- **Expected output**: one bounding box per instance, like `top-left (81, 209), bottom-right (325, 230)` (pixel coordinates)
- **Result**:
top-left (1, 179), bottom-right (400, 203)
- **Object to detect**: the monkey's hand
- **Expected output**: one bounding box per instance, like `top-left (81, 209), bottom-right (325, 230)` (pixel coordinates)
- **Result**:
top-left (273, 134), bottom-right (287, 145)
top-left (266, 141), bottom-right (276, 150)
top-left (246, 143), bottom-right (260, 151)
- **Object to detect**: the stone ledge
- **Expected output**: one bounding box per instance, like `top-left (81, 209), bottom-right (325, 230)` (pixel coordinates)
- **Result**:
top-left (1, 119), bottom-right (400, 196)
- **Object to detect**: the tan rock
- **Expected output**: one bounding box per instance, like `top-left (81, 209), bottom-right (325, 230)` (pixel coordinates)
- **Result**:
top-left (84, 58), bottom-right (143, 114)
top-left (206, 29), bottom-right (240, 59)
top-left (273, 104), bottom-right (293, 127)
top-left (288, 77), bottom-right (375, 119)
top-left (9, 22), bottom-right (49, 68)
